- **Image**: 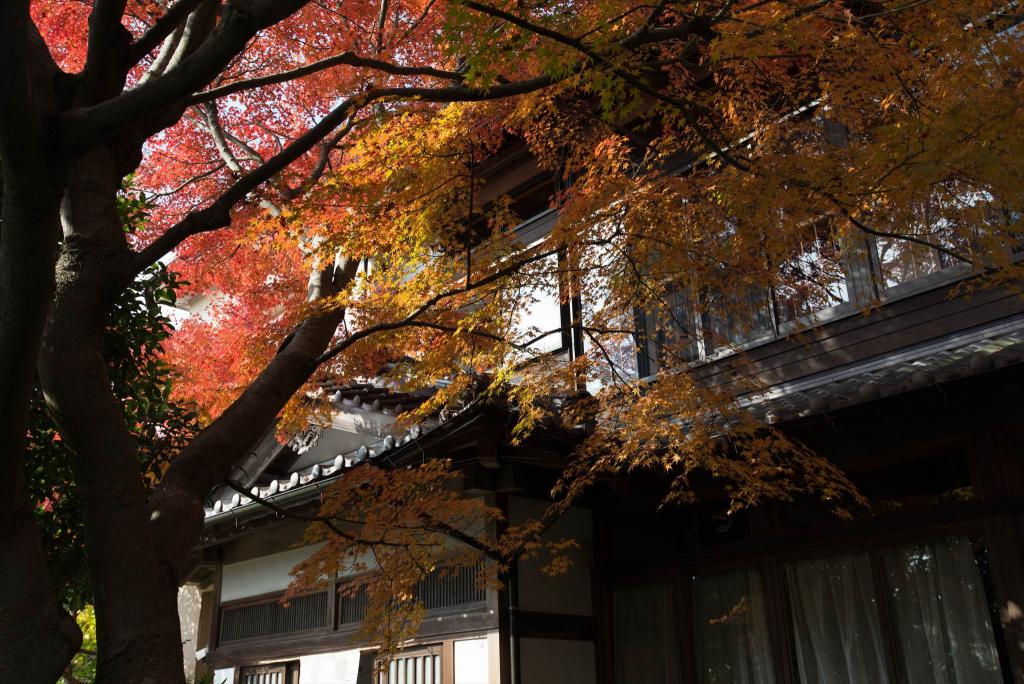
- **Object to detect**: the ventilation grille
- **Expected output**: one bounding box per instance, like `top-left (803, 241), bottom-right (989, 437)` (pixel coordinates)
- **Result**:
top-left (220, 591), bottom-right (329, 643)
top-left (339, 584), bottom-right (369, 626)
top-left (416, 564), bottom-right (486, 610)
top-left (338, 565), bottom-right (486, 628)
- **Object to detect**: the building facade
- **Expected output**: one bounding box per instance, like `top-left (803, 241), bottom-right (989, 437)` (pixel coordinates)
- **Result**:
top-left (181, 146), bottom-right (1024, 683)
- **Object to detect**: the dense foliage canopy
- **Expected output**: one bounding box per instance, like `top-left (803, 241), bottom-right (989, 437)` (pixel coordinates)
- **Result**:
top-left (2, 0), bottom-right (1021, 680)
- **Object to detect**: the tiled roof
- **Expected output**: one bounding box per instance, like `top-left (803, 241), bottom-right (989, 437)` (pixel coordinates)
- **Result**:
top-left (203, 315), bottom-right (1024, 522)
top-left (203, 382), bottom-right (466, 520)
top-left (745, 314), bottom-right (1024, 423)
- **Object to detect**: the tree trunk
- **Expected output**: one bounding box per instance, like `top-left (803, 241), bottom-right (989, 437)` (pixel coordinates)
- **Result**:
top-left (0, 179), bottom-right (83, 683)
top-left (38, 155), bottom-right (188, 684)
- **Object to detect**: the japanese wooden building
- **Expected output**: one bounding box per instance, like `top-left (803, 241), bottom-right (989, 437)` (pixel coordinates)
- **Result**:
top-left (180, 144), bottom-right (1024, 684)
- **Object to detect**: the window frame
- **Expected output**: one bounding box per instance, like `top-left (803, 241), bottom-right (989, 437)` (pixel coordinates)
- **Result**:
top-left (507, 210), bottom-right (575, 357)
top-left (637, 233), bottom-right (1024, 376)
top-left (239, 660), bottom-right (300, 684)
top-left (679, 528), bottom-right (1015, 684)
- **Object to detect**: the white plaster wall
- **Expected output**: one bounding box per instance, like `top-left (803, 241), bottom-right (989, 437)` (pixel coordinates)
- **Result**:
top-left (298, 649), bottom-right (363, 684)
top-left (519, 639), bottom-right (597, 684)
top-left (510, 497), bottom-right (593, 616)
top-left (213, 667), bottom-right (236, 684)
top-left (178, 584), bottom-right (203, 683)
top-left (454, 637), bottom-right (490, 684)
top-left (220, 543), bottom-right (324, 602)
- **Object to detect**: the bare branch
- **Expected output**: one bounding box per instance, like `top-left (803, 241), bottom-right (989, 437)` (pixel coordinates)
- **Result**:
top-left (315, 244), bottom-right (564, 365)
top-left (187, 52), bottom-right (464, 105)
top-left (62, 0), bottom-right (315, 143)
top-left (128, 75), bottom-right (556, 276)
top-left (129, 0), bottom-right (208, 65)
top-left (461, 2), bottom-right (748, 170)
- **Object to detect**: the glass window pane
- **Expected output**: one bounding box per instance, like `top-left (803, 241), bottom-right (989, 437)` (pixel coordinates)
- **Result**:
top-left (613, 579), bottom-right (680, 684)
top-left (657, 287), bottom-right (700, 363)
top-left (692, 570), bottom-right (776, 684)
top-left (702, 288), bottom-right (774, 352)
top-left (881, 537), bottom-right (1003, 683)
top-left (875, 236), bottom-right (947, 289)
top-left (513, 251), bottom-right (565, 353)
top-left (786, 553), bottom-right (891, 684)
top-left (775, 222), bottom-right (849, 320)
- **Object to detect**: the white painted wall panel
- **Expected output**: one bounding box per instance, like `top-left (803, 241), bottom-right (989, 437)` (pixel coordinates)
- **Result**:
top-left (298, 649), bottom-right (362, 684)
top-left (220, 543), bottom-right (324, 602)
top-left (454, 638), bottom-right (489, 684)
top-left (213, 667), bottom-right (236, 684)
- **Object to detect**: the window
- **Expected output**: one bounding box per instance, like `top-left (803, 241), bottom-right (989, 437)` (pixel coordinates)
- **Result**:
top-left (880, 538), bottom-right (1003, 682)
top-left (613, 536), bottom-right (1012, 683)
top-left (415, 564), bottom-right (487, 611)
top-left (683, 537), bottom-right (1007, 684)
top-left (785, 540), bottom-right (1005, 683)
top-left (512, 248), bottom-right (569, 354)
top-left (239, 661), bottom-right (299, 684)
top-left (219, 592), bottom-right (329, 644)
top-left (785, 553), bottom-right (891, 683)
top-left (338, 565), bottom-right (486, 629)
top-left (656, 287), bottom-right (701, 364)
top-left (378, 645), bottom-right (442, 684)
top-left (613, 579), bottom-right (681, 684)
top-left (774, 222), bottom-right (851, 322)
top-left (692, 570), bottom-right (776, 684)
top-left (874, 235), bottom-right (959, 290)
top-left (700, 287), bottom-right (775, 353)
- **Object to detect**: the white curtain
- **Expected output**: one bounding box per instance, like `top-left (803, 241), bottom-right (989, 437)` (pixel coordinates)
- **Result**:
top-left (692, 570), bottom-right (776, 684)
top-left (881, 537), bottom-right (1002, 683)
top-left (786, 553), bottom-right (891, 684)
top-left (613, 579), bottom-right (681, 684)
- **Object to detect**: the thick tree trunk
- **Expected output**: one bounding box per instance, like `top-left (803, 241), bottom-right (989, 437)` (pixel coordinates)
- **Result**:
top-left (0, 180), bottom-right (83, 683)
top-left (149, 260), bottom-right (356, 572)
top-left (38, 154), bottom-right (188, 684)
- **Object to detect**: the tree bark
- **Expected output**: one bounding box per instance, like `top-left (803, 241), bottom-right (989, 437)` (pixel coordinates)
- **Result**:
top-left (149, 259), bottom-right (358, 576)
top-left (0, 178), bottom-right (83, 683)
top-left (38, 151), bottom-right (188, 684)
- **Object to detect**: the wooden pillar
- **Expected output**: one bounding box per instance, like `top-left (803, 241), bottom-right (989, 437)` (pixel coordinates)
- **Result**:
top-left (969, 422), bottom-right (1024, 681)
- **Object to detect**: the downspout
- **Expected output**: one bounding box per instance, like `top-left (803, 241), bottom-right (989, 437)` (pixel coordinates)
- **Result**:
top-left (508, 561), bottom-right (522, 684)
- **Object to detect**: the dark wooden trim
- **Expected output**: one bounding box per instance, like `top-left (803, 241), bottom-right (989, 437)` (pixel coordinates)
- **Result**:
top-left (218, 586), bottom-right (328, 610)
top-left (495, 493), bottom-right (512, 684)
top-left (441, 640), bottom-right (455, 684)
top-left (516, 611), bottom-right (593, 641)
top-left (210, 561), bottom-right (223, 652)
top-left (590, 512), bottom-right (615, 684)
top-left (205, 613), bottom-right (499, 668)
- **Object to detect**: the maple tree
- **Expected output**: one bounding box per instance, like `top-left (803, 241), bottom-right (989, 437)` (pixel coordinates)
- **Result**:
top-left (1, 0), bottom-right (1021, 681)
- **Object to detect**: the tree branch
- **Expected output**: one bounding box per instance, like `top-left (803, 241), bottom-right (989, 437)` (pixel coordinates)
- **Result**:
top-left (148, 259), bottom-right (361, 573)
top-left (315, 244), bottom-right (564, 365)
top-left (83, 0), bottom-right (131, 88)
top-left (0, 3), bottom-right (58, 166)
top-left (62, 0), bottom-right (315, 143)
top-left (188, 52), bottom-right (464, 105)
top-left (461, 2), bottom-right (748, 170)
top-left (129, 0), bottom-right (208, 65)
top-left (128, 76), bottom-right (556, 276)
